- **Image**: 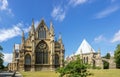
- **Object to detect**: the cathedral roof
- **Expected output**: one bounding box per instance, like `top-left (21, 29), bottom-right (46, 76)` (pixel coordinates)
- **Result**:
top-left (75, 39), bottom-right (95, 55)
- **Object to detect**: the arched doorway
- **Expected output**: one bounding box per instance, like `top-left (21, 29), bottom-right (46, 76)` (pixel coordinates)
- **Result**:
top-left (25, 54), bottom-right (31, 71)
top-left (55, 54), bottom-right (59, 68)
top-left (103, 60), bottom-right (109, 69)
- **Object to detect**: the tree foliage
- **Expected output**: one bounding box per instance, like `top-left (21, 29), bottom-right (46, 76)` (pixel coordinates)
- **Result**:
top-left (114, 44), bottom-right (120, 68)
top-left (0, 45), bottom-right (3, 51)
top-left (105, 53), bottom-right (110, 59)
top-left (103, 53), bottom-right (110, 69)
top-left (56, 57), bottom-right (92, 77)
top-left (0, 45), bottom-right (4, 69)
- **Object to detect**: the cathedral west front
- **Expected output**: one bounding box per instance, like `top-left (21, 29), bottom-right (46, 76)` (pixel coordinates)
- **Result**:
top-left (8, 19), bottom-right (65, 71)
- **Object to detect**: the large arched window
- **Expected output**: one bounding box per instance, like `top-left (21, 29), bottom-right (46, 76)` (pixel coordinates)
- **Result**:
top-left (35, 41), bottom-right (48, 64)
top-left (38, 26), bottom-right (46, 39)
top-left (25, 54), bottom-right (31, 65)
top-left (55, 54), bottom-right (59, 65)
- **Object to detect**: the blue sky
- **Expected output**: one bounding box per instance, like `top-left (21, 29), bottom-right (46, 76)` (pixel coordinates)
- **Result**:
top-left (0, 0), bottom-right (120, 65)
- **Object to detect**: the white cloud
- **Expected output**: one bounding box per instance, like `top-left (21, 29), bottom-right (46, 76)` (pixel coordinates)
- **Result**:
top-left (94, 35), bottom-right (106, 43)
top-left (111, 30), bottom-right (120, 43)
top-left (0, 23), bottom-right (30, 42)
top-left (51, 0), bottom-right (88, 22)
top-left (3, 53), bottom-right (12, 63)
top-left (0, 0), bottom-right (14, 16)
top-left (0, 0), bottom-right (8, 10)
top-left (95, 5), bottom-right (120, 19)
top-left (69, 0), bottom-right (88, 6)
top-left (51, 6), bottom-right (66, 21)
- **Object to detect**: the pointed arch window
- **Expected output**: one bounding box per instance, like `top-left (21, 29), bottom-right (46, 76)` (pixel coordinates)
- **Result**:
top-left (55, 54), bottom-right (59, 65)
top-left (38, 26), bottom-right (46, 39)
top-left (25, 54), bottom-right (31, 65)
top-left (35, 41), bottom-right (48, 64)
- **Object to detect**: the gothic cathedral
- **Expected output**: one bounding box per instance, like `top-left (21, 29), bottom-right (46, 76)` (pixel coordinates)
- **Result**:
top-left (8, 19), bottom-right (65, 71)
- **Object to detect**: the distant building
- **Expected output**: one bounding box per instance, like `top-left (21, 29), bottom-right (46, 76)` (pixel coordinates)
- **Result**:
top-left (8, 19), bottom-right (65, 71)
top-left (66, 39), bottom-right (116, 69)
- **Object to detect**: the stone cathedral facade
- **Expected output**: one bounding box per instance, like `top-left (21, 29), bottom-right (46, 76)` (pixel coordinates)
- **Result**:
top-left (8, 19), bottom-right (65, 71)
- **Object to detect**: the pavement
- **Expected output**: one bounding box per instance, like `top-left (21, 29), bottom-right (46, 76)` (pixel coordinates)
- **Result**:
top-left (15, 71), bottom-right (23, 77)
top-left (0, 71), bottom-right (23, 77)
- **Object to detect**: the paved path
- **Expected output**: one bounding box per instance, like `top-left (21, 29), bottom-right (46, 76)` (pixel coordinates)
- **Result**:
top-left (0, 72), bottom-right (14, 77)
top-left (0, 71), bottom-right (23, 77)
top-left (15, 72), bottom-right (23, 77)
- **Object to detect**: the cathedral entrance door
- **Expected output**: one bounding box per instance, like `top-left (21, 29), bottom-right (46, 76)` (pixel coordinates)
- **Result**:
top-left (25, 54), bottom-right (31, 71)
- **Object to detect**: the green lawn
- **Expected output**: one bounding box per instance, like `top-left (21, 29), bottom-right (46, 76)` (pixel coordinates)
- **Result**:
top-left (88, 69), bottom-right (120, 77)
top-left (21, 69), bottom-right (120, 77)
top-left (21, 71), bottom-right (59, 77)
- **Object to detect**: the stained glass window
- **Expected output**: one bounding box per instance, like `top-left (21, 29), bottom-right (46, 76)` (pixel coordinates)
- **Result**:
top-left (35, 41), bottom-right (48, 64)
top-left (55, 54), bottom-right (59, 65)
top-left (38, 26), bottom-right (46, 39)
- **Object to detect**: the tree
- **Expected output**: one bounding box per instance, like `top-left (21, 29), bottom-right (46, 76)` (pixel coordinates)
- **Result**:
top-left (103, 53), bottom-right (110, 69)
top-left (114, 44), bottom-right (120, 68)
top-left (0, 45), bottom-right (3, 51)
top-left (56, 57), bottom-right (92, 77)
top-left (0, 45), bottom-right (4, 69)
top-left (105, 53), bottom-right (110, 59)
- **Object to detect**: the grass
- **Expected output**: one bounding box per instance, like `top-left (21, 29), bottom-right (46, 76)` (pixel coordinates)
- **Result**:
top-left (21, 71), bottom-right (59, 77)
top-left (88, 69), bottom-right (120, 77)
top-left (21, 69), bottom-right (120, 77)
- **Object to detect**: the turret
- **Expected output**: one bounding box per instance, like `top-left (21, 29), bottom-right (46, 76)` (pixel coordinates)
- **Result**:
top-left (58, 33), bottom-right (65, 67)
top-left (12, 44), bottom-right (16, 62)
top-left (50, 21), bottom-right (54, 36)
top-left (28, 19), bottom-right (35, 38)
top-left (98, 48), bottom-right (101, 58)
top-left (98, 48), bottom-right (100, 53)
top-left (31, 19), bottom-right (35, 34)
top-left (49, 21), bottom-right (55, 69)
top-left (50, 21), bottom-right (54, 41)
top-left (30, 19), bottom-right (35, 41)
top-left (58, 33), bottom-right (62, 44)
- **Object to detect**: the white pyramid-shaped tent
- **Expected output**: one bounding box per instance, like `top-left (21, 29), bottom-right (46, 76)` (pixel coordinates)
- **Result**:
top-left (75, 39), bottom-right (95, 55)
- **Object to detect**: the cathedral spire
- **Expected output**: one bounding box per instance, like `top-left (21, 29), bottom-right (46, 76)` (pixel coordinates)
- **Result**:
top-left (50, 21), bottom-right (54, 36)
top-left (31, 18), bottom-right (35, 33)
top-left (32, 18), bottom-right (34, 26)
